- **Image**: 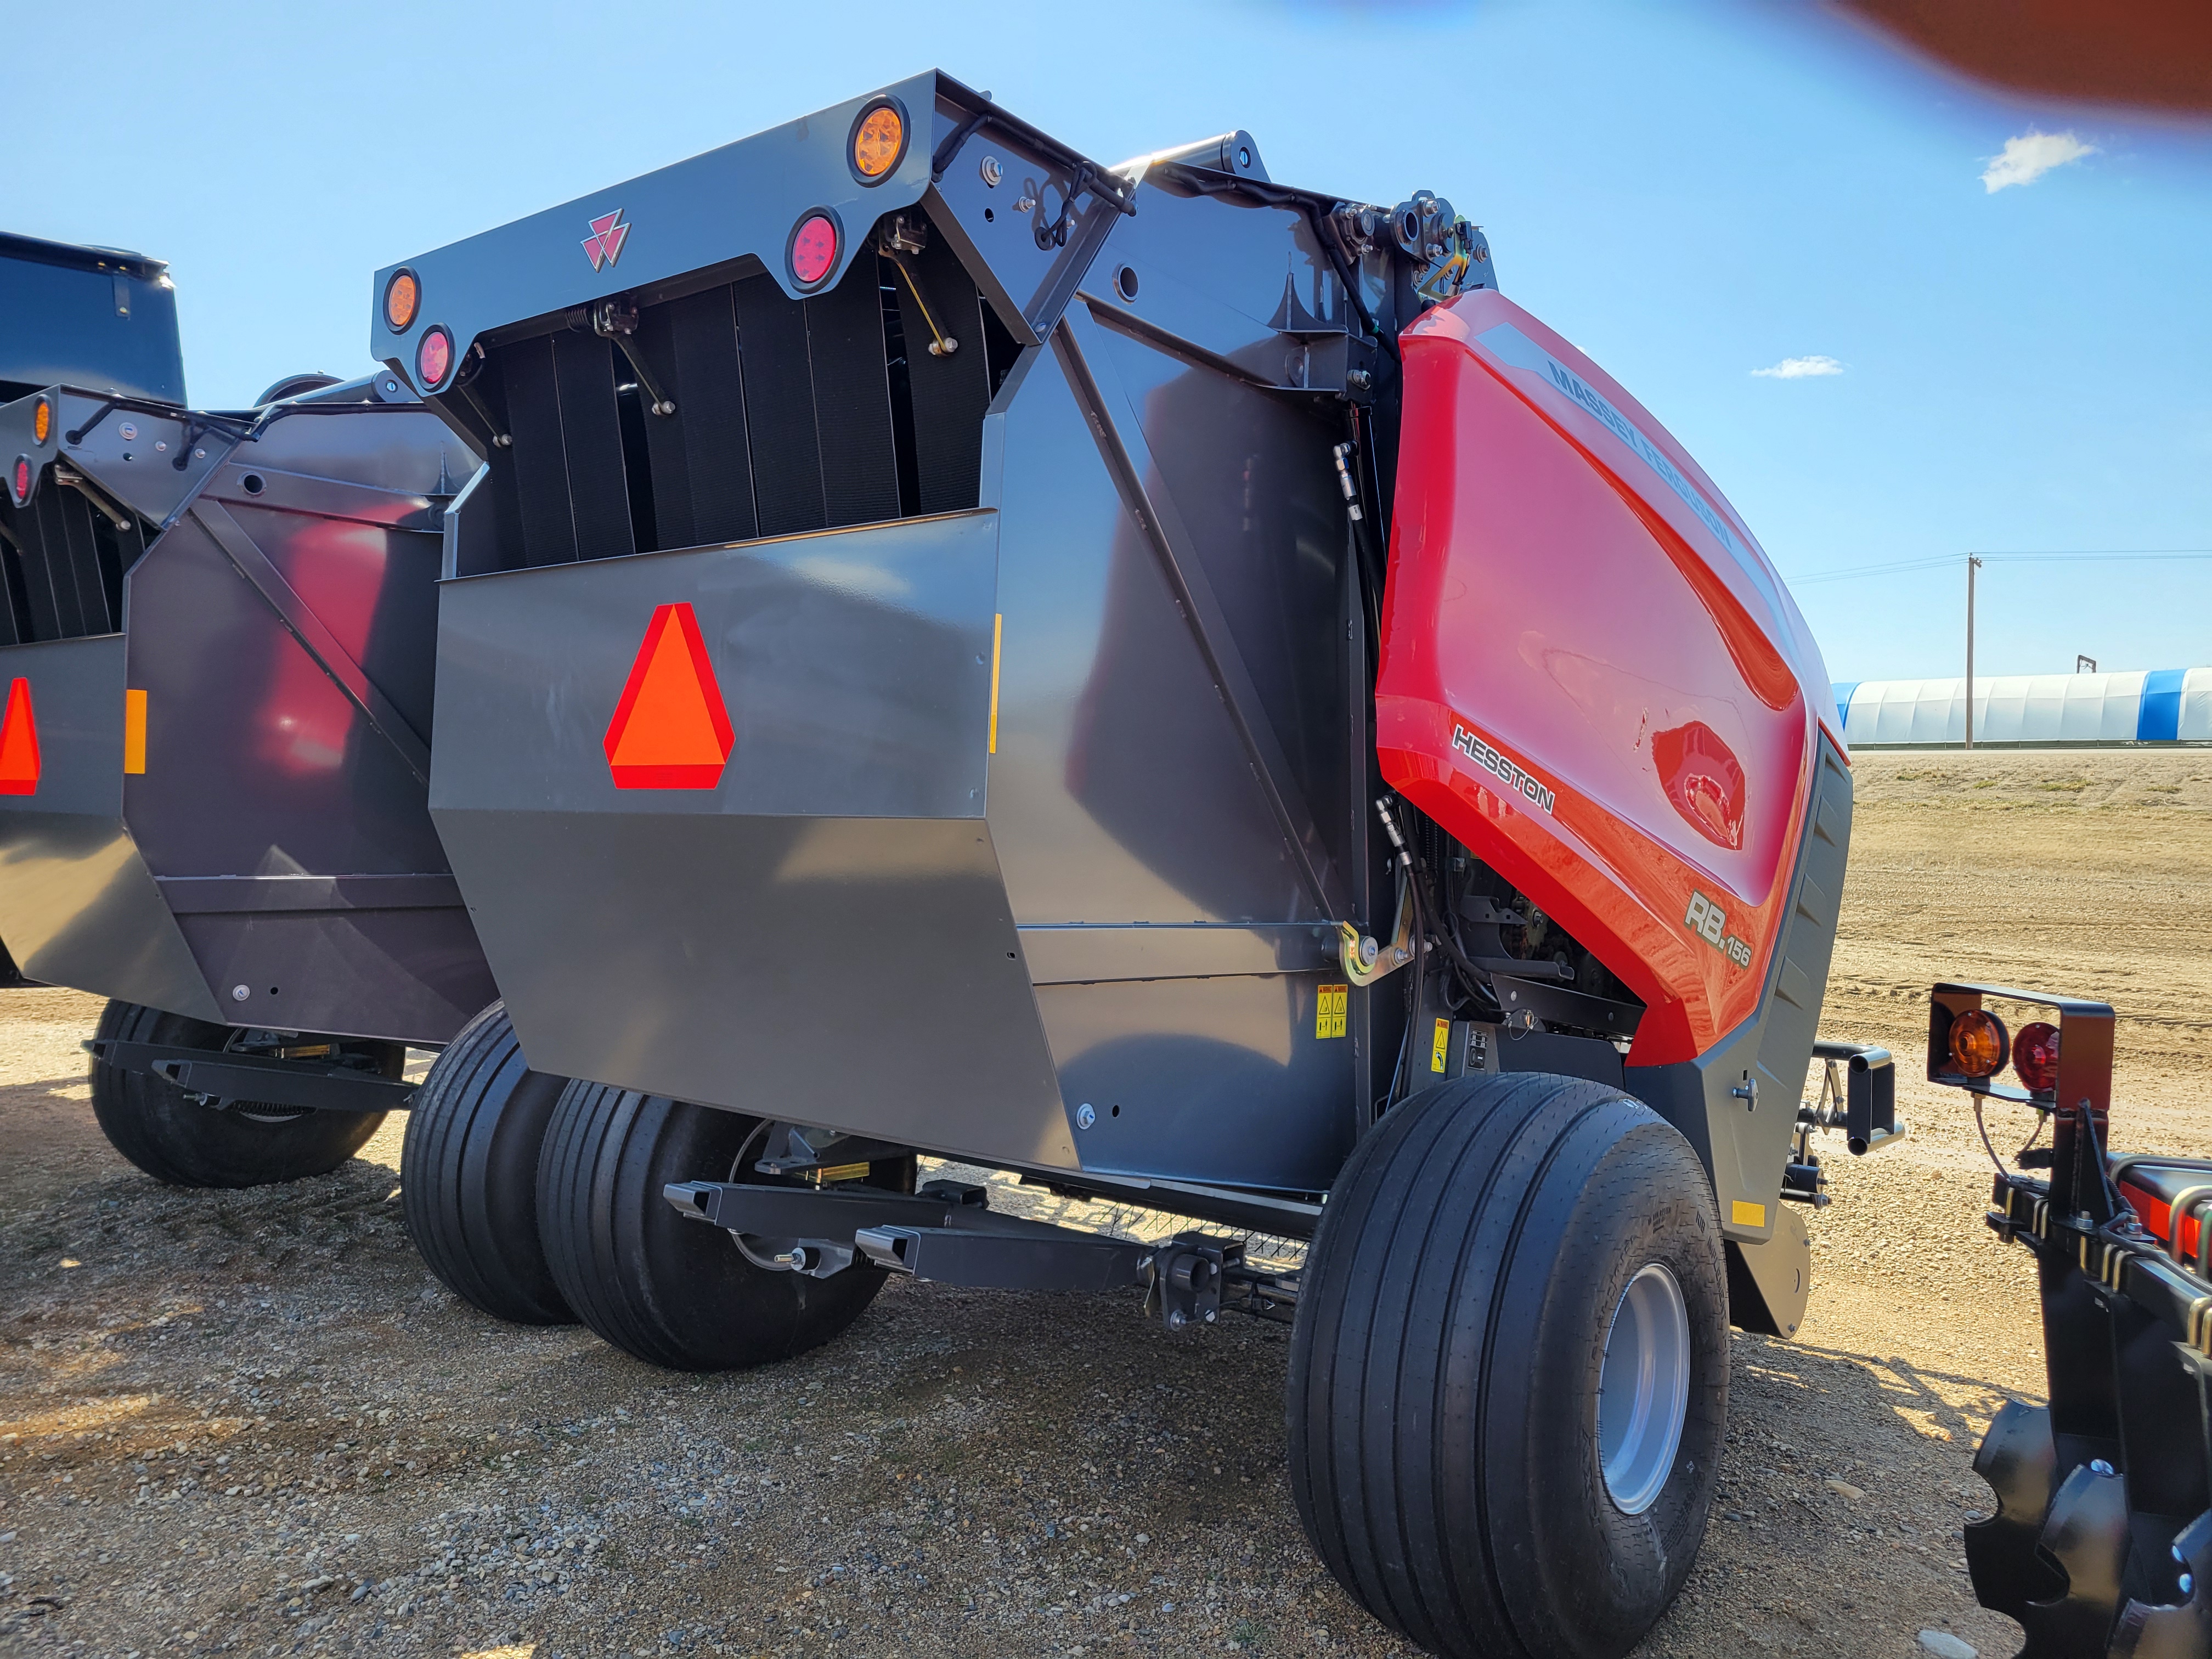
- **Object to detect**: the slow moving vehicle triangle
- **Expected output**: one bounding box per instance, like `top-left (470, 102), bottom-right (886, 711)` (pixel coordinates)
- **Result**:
top-left (603, 603), bottom-right (733, 789)
top-left (0, 678), bottom-right (39, 795)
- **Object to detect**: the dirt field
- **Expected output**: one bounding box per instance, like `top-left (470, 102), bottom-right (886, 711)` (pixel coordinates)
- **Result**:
top-left (3, 747), bottom-right (2208, 1659)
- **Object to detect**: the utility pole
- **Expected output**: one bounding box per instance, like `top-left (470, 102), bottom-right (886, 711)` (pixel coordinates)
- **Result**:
top-left (1964, 555), bottom-right (1983, 751)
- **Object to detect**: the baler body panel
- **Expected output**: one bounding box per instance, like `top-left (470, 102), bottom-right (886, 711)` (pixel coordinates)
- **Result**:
top-left (0, 633), bottom-right (217, 1017)
top-left (427, 510), bottom-right (1083, 1170)
top-left (986, 292), bottom-right (1361, 1191)
top-left (1378, 291), bottom-right (1839, 1068)
top-left (0, 388), bottom-right (495, 1042)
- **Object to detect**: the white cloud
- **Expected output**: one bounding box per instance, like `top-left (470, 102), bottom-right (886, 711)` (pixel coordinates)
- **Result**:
top-left (1981, 130), bottom-right (2096, 193)
top-left (1752, 356), bottom-right (1844, 380)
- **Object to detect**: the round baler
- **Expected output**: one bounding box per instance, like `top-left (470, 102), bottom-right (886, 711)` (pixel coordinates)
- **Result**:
top-left (0, 273), bottom-right (565, 1231)
top-left (374, 75), bottom-right (1864, 1658)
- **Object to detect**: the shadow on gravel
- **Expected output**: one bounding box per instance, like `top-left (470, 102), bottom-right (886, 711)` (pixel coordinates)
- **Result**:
top-left (1, 1136), bottom-right (2028, 1659)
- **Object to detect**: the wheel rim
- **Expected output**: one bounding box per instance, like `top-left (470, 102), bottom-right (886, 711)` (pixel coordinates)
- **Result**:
top-left (1597, 1262), bottom-right (1691, 1515)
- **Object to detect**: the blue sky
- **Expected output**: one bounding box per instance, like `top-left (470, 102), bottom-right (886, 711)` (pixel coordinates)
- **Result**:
top-left (10, 0), bottom-right (2208, 680)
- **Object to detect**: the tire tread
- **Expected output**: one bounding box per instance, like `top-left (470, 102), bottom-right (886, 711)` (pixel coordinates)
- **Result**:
top-left (400, 1002), bottom-right (573, 1325)
top-left (1288, 1072), bottom-right (1728, 1659)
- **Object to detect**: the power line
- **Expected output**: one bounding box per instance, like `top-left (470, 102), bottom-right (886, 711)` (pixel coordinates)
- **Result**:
top-left (1788, 556), bottom-right (1954, 585)
top-left (1971, 549), bottom-right (2212, 562)
top-left (1785, 549), bottom-right (2212, 585)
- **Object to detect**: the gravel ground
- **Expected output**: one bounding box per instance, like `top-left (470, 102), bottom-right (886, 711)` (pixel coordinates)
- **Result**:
top-left (2, 746), bottom-right (2208, 1659)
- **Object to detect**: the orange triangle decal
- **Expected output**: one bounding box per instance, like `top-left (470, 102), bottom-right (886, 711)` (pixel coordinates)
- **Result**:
top-left (0, 678), bottom-right (38, 795)
top-left (603, 603), bottom-right (733, 789)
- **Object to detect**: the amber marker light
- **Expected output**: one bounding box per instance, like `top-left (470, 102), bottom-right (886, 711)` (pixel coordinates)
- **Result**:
top-left (383, 268), bottom-right (421, 334)
top-left (31, 397), bottom-right (50, 445)
top-left (849, 99), bottom-right (907, 183)
top-left (1949, 1008), bottom-right (2010, 1080)
top-left (415, 326), bottom-right (454, 391)
top-left (2012, 1021), bottom-right (2061, 1093)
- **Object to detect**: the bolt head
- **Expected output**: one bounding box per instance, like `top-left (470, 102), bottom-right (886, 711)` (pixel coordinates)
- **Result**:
top-left (979, 156), bottom-right (1003, 188)
top-left (230, 984), bottom-right (250, 1002)
top-left (1075, 1103), bottom-right (1096, 1130)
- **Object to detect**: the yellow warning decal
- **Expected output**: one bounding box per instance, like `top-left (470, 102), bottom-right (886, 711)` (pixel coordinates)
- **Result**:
top-left (1731, 1200), bottom-right (1767, 1228)
top-left (1316, 983), bottom-right (1348, 1039)
top-left (1430, 1017), bottom-right (1451, 1073)
top-left (123, 689), bottom-right (148, 775)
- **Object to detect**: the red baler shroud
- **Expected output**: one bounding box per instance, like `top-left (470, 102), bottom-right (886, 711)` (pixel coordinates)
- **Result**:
top-left (1379, 291), bottom-right (1844, 1067)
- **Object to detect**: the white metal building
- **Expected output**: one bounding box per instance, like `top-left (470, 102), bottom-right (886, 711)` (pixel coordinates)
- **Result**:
top-left (1832, 668), bottom-right (2212, 747)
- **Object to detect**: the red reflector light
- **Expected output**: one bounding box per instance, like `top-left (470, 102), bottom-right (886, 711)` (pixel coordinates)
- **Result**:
top-left (1948, 1008), bottom-right (2009, 1079)
top-left (415, 327), bottom-right (454, 391)
top-left (383, 268), bottom-right (420, 334)
top-left (10, 456), bottom-right (29, 504)
top-left (2013, 1021), bottom-right (2061, 1093)
top-left (788, 211), bottom-right (839, 289)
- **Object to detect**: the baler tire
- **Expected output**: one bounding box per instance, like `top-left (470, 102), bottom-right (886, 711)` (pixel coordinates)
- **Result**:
top-left (400, 1002), bottom-right (575, 1326)
top-left (1286, 1070), bottom-right (1729, 1659)
top-left (88, 1000), bottom-right (385, 1188)
top-left (537, 1081), bottom-right (887, 1373)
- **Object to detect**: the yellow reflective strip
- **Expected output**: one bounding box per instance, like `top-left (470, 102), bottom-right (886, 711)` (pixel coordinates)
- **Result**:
top-left (123, 689), bottom-right (147, 774)
top-left (988, 613), bottom-right (1003, 755)
top-left (1731, 1200), bottom-right (1765, 1228)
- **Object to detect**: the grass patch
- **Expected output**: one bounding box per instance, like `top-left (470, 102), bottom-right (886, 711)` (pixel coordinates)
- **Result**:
top-left (2038, 780), bottom-right (2092, 793)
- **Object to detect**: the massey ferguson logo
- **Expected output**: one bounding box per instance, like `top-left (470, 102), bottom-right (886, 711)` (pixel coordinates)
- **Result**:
top-left (1451, 721), bottom-right (1555, 815)
top-left (582, 210), bottom-right (630, 272)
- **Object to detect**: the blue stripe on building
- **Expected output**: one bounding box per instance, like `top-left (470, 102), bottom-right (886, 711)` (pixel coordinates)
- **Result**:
top-left (1831, 681), bottom-right (1859, 728)
top-left (2138, 668), bottom-right (2187, 742)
